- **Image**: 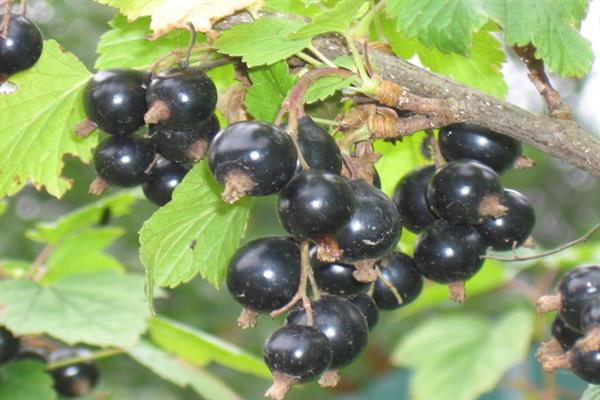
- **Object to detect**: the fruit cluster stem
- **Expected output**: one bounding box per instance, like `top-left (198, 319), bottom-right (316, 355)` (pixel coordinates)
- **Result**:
top-left (47, 348), bottom-right (124, 370)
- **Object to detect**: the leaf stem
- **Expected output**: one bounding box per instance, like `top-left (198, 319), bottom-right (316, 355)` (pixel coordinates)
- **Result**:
top-left (308, 44), bottom-right (337, 68)
top-left (47, 348), bottom-right (124, 370)
top-left (295, 51), bottom-right (323, 67)
top-left (311, 117), bottom-right (340, 127)
top-left (26, 245), bottom-right (53, 282)
top-left (345, 33), bottom-right (370, 83)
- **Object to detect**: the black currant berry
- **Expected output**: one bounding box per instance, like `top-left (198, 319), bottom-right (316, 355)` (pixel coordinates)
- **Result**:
top-left (150, 114), bottom-right (220, 163)
top-left (558, 265), bottom-right (600, 331)
top-left (439, 123), bottom-right (522, 173)
top-left (208, 121), bottom-right (297, 202)
top-left (0, 15), bottom-right (43, 75)
top-left (264, 325), bottom-right (332, 383)
top-left (551, 316), bottom-right (582, 351)
top-left (414, 220), bottom-right (486, 283)
top-left (334, 180), bottom-right (401, 261)
top-left (286, 295), bottom-right (368, 369)
top-left (93, 136), bottom-right (154, 187)
top-left (476, 189), bottom-right (535, 251)
top-left (0, 327), bottom-right (19, 364)
top-left (49, 348), bottom-right (99, 397)
top-left (373, 252), bottom-right (423, 310)
top-left (294, 116), bottom-right (342, 174)
top-left (142, 160), bottom-right (190, 206)
top-left (146, 69), bottom-right (217, 131)
top-left (392, 165), bottom-right (437, 233)
top-left (348, 294), bottom-right (379, 330)
top-left (582, 302), bottom-right (600, 333)
top-left (277, 170), bottom-right (354, 239)
top-left (227, 237), bottom-right (301, 313)
top-left (427, 160), bottom-right (504, 225)
top-left (570, 347), bottom-right (600, 384)
top-left (83, 69), bottom-right (149, 136)
top-left (310, 247), bottom-right (369, 296)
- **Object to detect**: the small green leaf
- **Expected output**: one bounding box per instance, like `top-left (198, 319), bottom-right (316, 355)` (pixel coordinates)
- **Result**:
top-left (0, 272), bottom-right (149, 347)
top-left (149, 316), bottom-right (270, 378)
top-left (93, 0), bottom-right (158, 21)
top-left (0, 200), bottom-right (7, 217)
top-left (245, 61), bottom-right (298, 122)
top-left (0, 259), bottom-right (30, 279)
top-left (289, 0), bottom-right (368, 39)
top-left (0, 40), bottom-right (94, 199)
top-left (392, 307), bottom-right (534, 400)
top-left (304, 75), bottom-right (355, 104)
top-left (263, 0), bottom-right (321, 16)
top-left (582, 385), bottom-right (600, 400)
top-left (128, 340), bottom-right (241, 400)
top-left (0, 360), bottom-right (56, 400)
top-left (213, 17), bottom-right (310, 67)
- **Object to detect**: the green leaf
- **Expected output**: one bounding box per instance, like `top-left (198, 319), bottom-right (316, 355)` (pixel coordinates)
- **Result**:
top-left (582, 385), bottom-right (600, 400)
top-left (213, 17), bottom-right (311, 67)
top-left (140, 161), bottom-right (253, 300)
top-left (149, 316), bottom-right (270, 378)
top-left (0, 272), bottom-right (149, 347)
top-left (289, 0), bottom-right (368, 39)
top-left (245, 61), bottom-right (298, 122)
top-left (0, 200), bottom-right (7, 217)
top-left (96, 14), bottom-right (203, 70)
top-left (0, 360), bottom-right (56, 400)
top-left (263, 0), bottom-right (321, 16)
top-left (0, 40), bottom-right (94, 199)
top-left (26, 191), bottom-right (138, 244)
top-left (93, 0), bottom-right (158, 20)
top-left (392, 307), bottom-right (534, 400)
top-left (304, 75), bottom-right (355, 104)
top-left (0, 259), bottom-right (30, 279)
top-left (128, 340), bottom-right (241, 400)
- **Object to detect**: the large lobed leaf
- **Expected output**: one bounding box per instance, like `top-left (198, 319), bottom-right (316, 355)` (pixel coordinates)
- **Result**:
top-left (289, 0), bottom-right (368, 39)
top-left (0, 360), bottom-right (56, 400)
top-left (245, 61), bottom-right (298, 122)
top-left (0, 40), bottom-right (94, 199)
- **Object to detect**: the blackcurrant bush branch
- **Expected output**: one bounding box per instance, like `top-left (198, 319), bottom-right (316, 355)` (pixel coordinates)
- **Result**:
top-left (47, 348), bottom-right (124, 370)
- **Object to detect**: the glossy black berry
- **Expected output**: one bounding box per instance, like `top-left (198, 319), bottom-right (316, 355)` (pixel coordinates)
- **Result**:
top-left (475, 189), bottom-right (535, 251)
top-left (558, 265), bottom-right (600, 331)
top-left (373, 252), bottom-right (423, 310)
top-left (414, 220), bottom-right (486, 283)
top-left (0, 15), bottom-right (43, 75)
top-left (310, 247), bottom-right (369, 296)
top-left (348, 294), bottom-right (379, 330)
top-left (142, 160), bottom-right (190, 206)
top-left (439, 123), bottom-right (522, 173)
top-left (208, 121), bottom-right (297, 200)
top-left (263, 325), bottom-right (332, 383)
top-left (570, 347), bottom-right (600, 384)
top-left (278, 170), bottom-right (354, 239)
top-left (49, 348), bottom-right (99, 397)
top-left (83, 69), bottom-right (149, 136)
top-left (334, 180), bottom-right (402, 261)
top-left (551, 316), bottom-right (582, 351)
top-left (147, 69), bottom-right (217, 131)
top-left (427, 160), bottom-right (503, 225)
top-left (286, 295), bottom-right (368, 369)
top-left (582, 302), bottom-right (600, 333)
top-left (294, 116), bottom-right (342, 174)
top-left (150, 114), bottom-right (220, 163)
top-left (392, 165), bottom-right (437, 233)
top-left (0, 327), bottom-right (19, 364)
top-left (93, 136), bottom-right (154, 187)
top-left (227, 237), bottom-right (301, 313)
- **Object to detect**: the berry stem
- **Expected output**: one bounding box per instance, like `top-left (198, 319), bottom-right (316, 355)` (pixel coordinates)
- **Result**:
top-left (19, 0), bottom-right (26, 15)
top-left (310, 117), bottom-right (340, 127)
top-left (47, 348), bottom-right (123, 370)
top-left (295, 51), bottom-right (323, 67)
top-left (26, 245), bottom-right (53, 282)
top-left (307, 44), bottom-right (337, 69)
top-left (179, 22), bottom-right (197, 69)
top-left (427, 130), bottom-right (446, 169)
top-left (375, 266), bottom-right (403, 305)
top-left (0, 0), bottom-right (14, 38)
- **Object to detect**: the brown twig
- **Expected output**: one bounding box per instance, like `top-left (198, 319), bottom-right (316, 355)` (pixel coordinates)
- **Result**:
top-left (1, 0), bottom-right (14, 38)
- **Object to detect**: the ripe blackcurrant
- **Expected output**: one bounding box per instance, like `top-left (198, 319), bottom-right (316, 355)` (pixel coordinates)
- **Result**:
top-left (582, 302), bottom-right (600, 333)
top-left (0, 327), bottom-right (19, 364)
top-left (277, 170), bottom-right (354, 239)
top-left (146, 68), bottom-right (217, 131)
top-left (0, 15), bottom-right (43, 75)
top-left (438, 123), bottom-right (522, 173)
top-left (427, 160), bottom-right (504, 225)
top-left (373, 252), bottom-right (423, 310)
top-left (49, 348), bottom-right (99, 397)
top-left (142, 160), bottom-right (190, 206)
top-left (83, 69), bottom-right (149, 136)
top-left (208, 121), bottom-right (297, 202)
top-left (558, 265), bottom-right (600, 331)
top-left (551, 316), bottom-right (582, 351)
top-left (476, 189), bottom-right (535, 251)
top-left (227, 237), bottom-right (301, 313)
top-left (150, 114), bottom-right (220, 163)
top-left (286, 295), bottom-right (368, 369)
top-left (263, 325), bottom-right (332, 383)
top-left (334, 180), bottom-right (401, 261)
top-left (310, 247), bottom-right (369, 296)
top-left (294, 116), bottom-right (342, 174)
top-left (414, 220), bottom-right (486, 283)
top-left (570, 347), bottom-right (600, 384)
top-left (93, 136), bottom-right (154, 187)
top-left (348, 294), bottom-right (379, 330)
top-left (392, 165), bottom-right (437, 233)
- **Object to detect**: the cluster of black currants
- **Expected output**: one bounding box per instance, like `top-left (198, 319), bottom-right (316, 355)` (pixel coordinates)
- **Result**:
top-left (0, 12), bottom-right (43, 77)
top-left (536, 265), bottom-right (600, 384)
top-left (83, 67), bottom-right (218, 206)
top-left (394, 123), bottom-right (536, 301)
top-left (0, 327), bottom-right (99, 397)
